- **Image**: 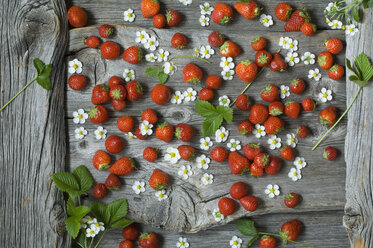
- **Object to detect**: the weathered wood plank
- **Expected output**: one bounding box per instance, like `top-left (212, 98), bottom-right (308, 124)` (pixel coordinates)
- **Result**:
top-left (0, 1), bottom-right (69, 247)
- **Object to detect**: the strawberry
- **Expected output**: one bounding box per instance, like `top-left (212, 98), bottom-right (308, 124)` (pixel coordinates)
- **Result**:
top-left (205, 75), bottom-right (222, 89)
top-left (150, 84), bottom-right (171, 105)
top-left (280, 219), bottom-right (302, 241)
top-left (149, 169), bottom-right (169, 190)
top-left (112, 99), bottom-right (126, 111)
top-left (105, 173), bottom-right (121, 190)
top-left (109, 157), bottom-right (135, 175)
top-left (68, 74), bottom-right (87, 91)
top-left (265, 156), bottom-right (282, 175)
top-left (110, 85), bottom-right (127, 101)
top-left (117, 116), bottom-right (135, 133)
top-left (259, 235), bottom-right (276, 248)
top-left (284, 192), bottom-right (299, 208)
top-left (126, 81), bottom-right (144, 101)
top-left (229, 151), bottom-right (250, 175)
top-left (255, 50), bottom-right (272, 67)
top-left (183, 63), bottom-right (203, 84)
top-left (251, 36), bottom-right (267, 51)
top-left (302, 98), bottom-right (316, 111)
top-left (212, 2), bottom-right (234, 24)
top-left (67, 6), bottom-right (88, 28)
top-left (296, 125), bottom-right (310, 138)
top-left (243, 143), bottom-right (262, 161)
top-left (155, 122), bottom-right (174, 143)
top-left (270, 52), bottom-right (287, 72)
top-left (318, 51), bottom-right (334, 70)
top-left (275, 3), bottom-right (292, 21)
top-left (91, 84), bottom-right (110, 105)
top-left (261, 84), bottom-right (279, 102)
top-left (119, 240), bottom-right (134, 248)
top-left (93, 183), bottom-right (107, 198)
top-left (136, 126), bottom-right (148, 140)
top-left (323, 146), bottom-right (338, 160)
top-left (254, 153), bottom-right (270, 168)
top-left (280, 146), bottom-right (295, 161)
top-left (122, 223), bottom-right (140, 240)
top-left (328, 64), bottom-right (344, 80)
top-left (199, 88), bottom-right (214, 101)
top-left (240, 195), bottom-right (258, 212)
top-left (238, 120), bottom-right (253, 135)
top-left (153, 14), bottom-right (166, 29)
top-left (100, 41), bottom-right (121, 60)
top-left (105, 135), bottom-right (125, 154)
top-left (84, 36), bottom-right (100, 48)
top-left (284, 101), bottom-right (301, 119)
top-left (218, 197), bottom-right (236, 216)
top-left (178, 145), bottom-right (195, 161)
top-left (122, 46), bottom-right (143, 64)
top-left (234, 1), bottom-right (261, 20)
top-left (264, 116), bottom-right (284, 134)
top-left (249, 104), bottom-right (269, 124)
top-left (290, 78), bottom-right (306, 94)
top-left (211, 146), bottom-right (229, 162)
top-left (171, 33), bottom-right (188, 49)
top-left (236, 60), bottom-right (258, 83)
top-left (325, 38), bottom-right (343, 55)
top-left (166, 9), bottom-right (182, 27)
top-left (220, 40), bottom-right (242, 57)
top-left (208, 31), bottom-right (225, 47)
top-left (269, 101), bottom-right (284, 116)
top-left (142, 108), bottom-right (158, 124)
top-left (175, 123), bottom-right (195, 142)
top-left (143, 147), bottom-right (158, 162)
top-left (319, 106), bottom-right (337, 126)
top-left (235, 94), bottom-right (252, 111)
top-left (99, 24), bottom-right (114, 38)
top-left (250, 163), bottom-right (264, 177)
top-left (301, 22), bottom-right (317, 36)
top-left (140, 0), bottom-right (160, 18)
top-left (284, 9), bottom-right (311, 32)
top-left (139, 232), bottom-right (159, 248)
top-left (89, 105), bottom-right (109, 124)
top-left (230, 182), bottom-right (249, 199)
top-left (92, 150), bottom-right (111, 170)
top-left (108, 76), bottom-right (124, 88)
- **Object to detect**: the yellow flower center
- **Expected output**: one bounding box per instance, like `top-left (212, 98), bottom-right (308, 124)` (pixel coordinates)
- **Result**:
top-left (289, 43), bottom-right (294, 48)
top-left (234, 241), bottom-right (238, 245)
top-left (140, 34), bottom-right (144, 39)
top-left (323, 93), bottom-right (327, 98)
top-left (272, 140), bottom-right (277, 144)
top-left (270, 188), bottom-right (275, 193)
top-left (293, 172), bottom-right (298, 176)
top-left (159, 193), bottom-right (164, 197)
top-left (144, 126), bottom-right (149, 131)
top-left (220, 133), bottom-right (225, 138)
top-left (170, 152), bottom-right (176, 158)
top-left (180, 241), bottom-right (185, 246)
top-left (224, 61), bottom-right (229, 66)
top-left (313, 73), bottom-right (317, 77)
top-left (149, 41), bottom-right (154, 45)
top-left (205, 177), bottom-right (210, 181)
top-left (290, 138), bottom-right (295, 142)
top-left (290, 56), bottom-right (294, 61)
top-left (264, 18), bottom-right (269, 23)
top-left (195, 49), bottom-right (199, 54)
top-left (73, 64), bottom-right (78, 69)
top-left (283, 40), bottom-right (286, 44)
top-left (326, 19), bottom-right (330, 23)
top-left (202, 19), bottom-right (206, 23)
top-left (183, 169), bottom-right (188, 174)
top-left (298, 160), bottom-right (302, 164)
top-left (204, 141), bottom-right (208, 146)
top-left (99, 131), bottom-right (103, 135)
top-left (160, 53), bottom-right (165, 58)
top-left (201, 160), bottom-right (205, 165)
top-left (137, 185), bottom-right (141, 189)
top-left (90, 230), bottom-right (94, 235)
top-left (95, 223), bottom-right (100, 227)
top-left (349, 28), bottom-right (354, 32)
top-left (149, 56), bottom-right (153, 60)
top-left (188, 93), bottom-right (192, 97)
top-left (204, 50), bottom-right (209, 54)
top-left (175, 95), bottom-right (179, 100)
top-left (333, 23), bottom-right (338, 27)
top-left (169, 66), bottom-right (174, 71)
top-left (128, 13), bottom-right (132, 17)
top-left (78, 131), bottom-right (83, 135)
top-left (282, 90), bottom-right (287, 94)
top-left (257, 129), bottom-right (262, 133)
top-left (78, 114), bottom-right (82, 119)
top-left (342, 25), bottom-right (346, 30)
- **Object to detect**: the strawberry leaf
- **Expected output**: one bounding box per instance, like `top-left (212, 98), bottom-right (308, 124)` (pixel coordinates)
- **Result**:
top-left (363, 0), bottom-right (373, 8)
top-left (106, 199), bottom-right (129, 228)
top-left (354, 53), bottom-right (373, 83)
top-left (33, 58), bottom-right (45, 75)
top-left (246, 234), bottom-right (259, 247)
top-left (157, 72), bottom-right (169, 84)
top-left (236, 219), bottom-right (258, 237)
top-left (109, 218), bottom-right (133, 229)
top-left (36, 63), bottom-right (52, 90)
top-left (73, 206), bottom-right (91, 219)
top-left (66, 197), bottom-right (75, 216)
top-left (145, 66), bottom-right (163, 77)
top-left (52, 172), bottom-right (80, 195)
top-left (75, 232), bottom-right (86, 248)
top-left (91, 201), bottom-right (108, 225)
top-left (352, 5), bottom-right (361, 22)
top-left (202, 115), bottom-right (223, 137)
top-left (195, 100), bottom-right (218, 118)
top-left (65, 216), bottom-right (80, 239)
top-left (216, 105), bottom-right (233, 123)
top-left (73, 165), bottom-right (93, 193)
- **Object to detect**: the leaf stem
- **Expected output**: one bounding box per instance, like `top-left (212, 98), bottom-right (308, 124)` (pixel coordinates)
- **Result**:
top-left (88, 237), bottom-right (94, 248)
top-left (312, 86), bottom-right (361, 150)
top-left (258, 232), bottom-right (323, 248)
top-left (168, 55), bottom-right (211, 64)
top-left (78, 196), bottom-right (81, 206)
top-left (93, 230), bottom-right (107, 248)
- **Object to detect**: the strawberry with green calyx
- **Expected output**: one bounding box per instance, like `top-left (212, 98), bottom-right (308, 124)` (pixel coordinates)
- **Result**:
top-left (275, 3), bottom-right (292, 21)
top-left (89, 105), bottom-right (109, 124)
top-left (284, 101), bottom-right (301, 119)
top-left (183, 63), bottom-right (203, 84)
top-left (243, 143), bottom-right (262, 161)
top-left (323, 146), bottom-right (338, 161)
top-left (212, 2), bottom-right (234, 24)
top-left (296, 125), bottom-right (310, 138)
top-left (284, 8), bottom-right (311, 32)
top-left (301, 22), bottom-right (317, 36)
top-left (208, 31), bottom-right (225, 47)
top-left (234, 0), bottom-right (261, 20)
top-left (218, 197), bottom-right (236, 215)
top-left (110, 85), bottom-right (127, 101)
top-left (251, 36), bottom-right (267, 51)
top-left (328, 64), bottom-right (345, 80)
top-left (220, 40), bottom-right (242, 57)
top-left (211, 146), bottom-right (229, 162)
top-left (229, 151), bottom-right (251, 175)
top-left (270, 51), bottom-right (287, 72)
top-left (105, 135), bottom-right (125, 154)
top-left (325, 38), bottom-right (343, 55)
top-left (280, 219), bottom-right (302, 242)
top-left (255, 50), bottom-right (272, 67)
top-left (253, 153), bottom-right (270, 168)
top-left (269, 101), bottom-right (284, 116)
top-left (153, 13), bottom-right (166, 29)
top-left (249, 104), bottom-right (269, 124)
top-left (93, 183), bottom-right (107, 198)
top-left (109, 157), bottom-right (135, 175)
top-left (238, 120), bottom-right (253, 135)
top-left (91, 84), bottom-right (110, 105)
top-left (319, 106), bottom-right (338, 126)
top-left (290, 78), bottom-right (306, 94)
top-left (150, 84), bottom-right (171, 105)
top-left (171, 33), bottom-right (188, 49)
top-left (236, 60), bottom-right (258, 83)
top-left (318, 51), bottom-right (334, 70)
top-left (139, 232), bottom-right (159, 248)
top-left (155, 122), bottom-right (174, 143)
top-left (149, 169), bottom-right (169, 190)
top-left (280, 146), bottom-right (295, 161)
top-left (166, 9), bottom-right (181, 26)
top-left (83, 35), bottom-right (100, 48)
top-left (259, 235), bottom-right (276, 248)
top-left (141, 0), bottom-right (160, 18)
top-left (143, 147), bottom-right (159, 162)
top-left (99, 24), bottom-right (114, 38)
top-left (126, 80), bottom-right (144, 101)
top-left (175, 123), bottom-right (195, 142)
top-left (260, 84), bottom-right (279, 102)
top-left (264, 116), bottom-right (284, 135)
top-left (122, 46), bottom-right (143, 64)
top-left (284, 193), bottom-right (300, 208)
top-left (105, 173), bottom-right (121, 190)
top-left (235, 94), bottom-right (252, 111)
top-left (178, 145), bottom-right (196, 161)
top-left (240, 195), bottom-right (258, 212)
top-left (302, 98), bottom-right (316, 111)
top-left (92, 150), bottom-right (111, 170)
top-left (100, 41), bottom-right (121, 60)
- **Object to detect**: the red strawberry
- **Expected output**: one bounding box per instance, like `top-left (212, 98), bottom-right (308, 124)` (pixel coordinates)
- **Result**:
top-left (67, 6), bottom-right (88, 28)
top-left (109, 157), bottom-right (135, 175)
top-left (206, 75), bottom-right (222, 89)
top-left (264, 116), bottom-right (284, 135)
top-left (166, 9), bottom-right (182, 27)
top-left (220, 40), bottom-right (242, 57)
top-left (284, 9), bottom-right (311, 32)
top-left (140, 0), bottom-right (160, 18)
top-left (230, 182), bottom-right (249, 199)
top-left (89, 105), bottom-right (109, 124)
top-left (136, 126), bottom-right (148, 140)
top-left (142, 109), bottom-right (158, 124)
top-left (296, 125), bottom-right (310, 138)
top-left (111, 99), bottom-right (126, 111)
top-left (119, 240), bottom-right (134, 248)
top-left (328, 64), bottom-right (344, 80)
top-left (117, 116), bottom-right (135, 133)
top-left (150, 84), bottom-right (171, 105)
top-left (100, 41), bottom-right (121, 60)
top-left (251, 36), bottom-right (267, 51)
top-left (240, 195), bottom-right (258, 212)
top-left (183, 63), bottom-right (203, 84)
top-left (171, 33), bottom-right (188, 49)
top-left (208, 31), bottom-right (225, 47)
top-left (261, 84), bottom-right (279, 102)
top-left (235, 94), bottom-right (252, 111)
top-left (229, 151), bottom-right (250, 175)
top-left (270, 52), bottom-right (287, 72)
top-left (212, 2), bottom-right (234, 24)
top-left (99, 24), bottom-right (114, 38)
top-left (199, 88), bottom-right (214, 101)
top-left (275, 2), bottom-right (292, 21)
top-left (323, 146), bottom-right (338, 160)
top-left (250, 163), bottom-right (264, 177)
top-left (105, 135), bottom-right (125, 154)
top-left (319, 106), bottom-right (337, 126)
top-left (153, 13), bottom-right (166, 29)
top-left (280, 219), bottom-right (302, 241)
top-left (249, 104), bottom-right (269, 124)
top-left (211, 146), bottom-right (229, 162)
top-left (302, 98), bottom-right (316, 111)
top-left (301, 22), bottom-right (317, 36)
top-left (284, 101), bottom-right (301, 119)
top-left (93, 183), bottom-right (107, 199)
top-left (122, 46), bottom-right (143, 64)
top-left (318, 51), bottom-right (334, 70)
top-left (238, 120), bottom-right (253, 135)
top-left (149, 169), bottom-right (169, 190)
top-left (280, 146), bottom-right (295, 161)
top-left (105, 173), bottom-right (121, 190)
top-left (68, 74), bottom-right (87, 91)
top-left (284, 192), bottom-right (299, 208)
top-left (269, 101), bottom-right (284, 116)
top-left (110, 85), bottom-right (127, 101)
top-left (236, 60), bottom-right (258, 83)
top-left (84, 36), bottom-right (100, 48)
top-left (92, 150), bottom-right (111, 170)
top-left (155, 122), bottom-right (174, 143)
top-left (243, 143), bottom-right (262, 161)
top-left (290, 78), bottom-right (306, 94)
top-left (91, 84), bottom-right (110, 105)
top-left (255, 50), bottom-right (272, 67)
top-left (325, 38), bottom-right (343, 55)
top-left (108, 76), bottom-right (124, 88)
top-left (143, 147), bottom-right (158, 162)
top-left (265, 156), bottom-right (282, 175)
top-left (175, 123), bottom-right (195, 142)
top-left (254, 153), bottom-right (270, 168)
top-left (122, 223), bottom-right (140, 240)
top-left (234, 1), bottom-right (261, 20)
top-left (126, 81), bottom-right (144, 101)
top-left (218, 197), bottom-right (236, 216)
top-left (178, 145), bottom-right (195, 161)
top-left (139, 232), bottom-right (159, 248)
top-left (259, 235), bottom-right (276, 248)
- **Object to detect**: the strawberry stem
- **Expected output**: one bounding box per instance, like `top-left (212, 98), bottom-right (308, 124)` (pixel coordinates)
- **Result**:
top-left (168, 55), bottom-right (211, 64)
top-left (93, 229), bottom-right (107, 248)
top-left (258, 232), bottom-right (322, 248)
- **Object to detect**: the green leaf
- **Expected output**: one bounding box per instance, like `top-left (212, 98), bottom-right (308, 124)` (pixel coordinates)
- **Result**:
top-left (157, 72), bottom-right (169, 84)
top-left (246, 234), bottom-right (259, 247)
top-left (202, 115), bottom-right (223, 137)
top-left (236, 219), bottom-right (258, 237)
top-left (65, 216), bottom-right (80, 239)
top-left (195, 100), bottom-right (218, 118)
top-left (52, 172), bottom-right (80, 193)
top-left (36, 64), bottom-right (52, 90)
top-left (75, 232), bottom-right (86, 248)
top-left (216, 105), bottom-right (233, 123)
top-left (355, 53), bottom-right (373, 82)
top-left (33, 58), bottom-right (45, 75)
top-left (352, 5), bottom-right (360, 22)
top-left (106, 199), bottom-right (129, 227)
top-left (346, 58), bottom-right (356, 75)
top-left (91, 202), bottom-right (108, 225)
top-left (363, 0), bottom-right (373, 8)
top-left (349, 75), bottom-right (368, 87)
top-left (145, 66), bottom-right (163, 77)
top-left (67, 197), bottom-right (75, 216)
top-left (109, 218), bottom-right (133, 229)
top-left (73, 165), bottom-right (93, 193)
top-left (73, 206), bottom-right (91, 219)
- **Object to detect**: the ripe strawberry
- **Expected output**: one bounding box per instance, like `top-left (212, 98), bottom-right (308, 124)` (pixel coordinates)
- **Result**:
top-left (243, 143), bottom-right (262, 161)
top-left (105, 135), bottom-right (125, 154)
top-left (175, 123), bottom-right (195, 142)
top-left (212, 2), bottom-right (234, 24)
top-left (205, 75), bottom-right (222, 89)
top-left (280, 219), bottom-right (302, 241)
top-left (264, 116), bottom-right (284, 135)
top-left (269, 101), bottom-right (284, 116)
top-left (234, 1), bottom-right (261, 20)
top-left (183, 63), bottom-right (203, 84)
top-left (112, 99), bottom-right (126, 111)
top-left (166, 9), bottom-right (182, 27)
top-left (238, 120), bottom-right (253, 135)
top-left (122, 223), bottom-right (140, 240)
top-left (136, 126), bottom-right (148, 140)
top-left (153, 13), bottom-right (166, 29)
top-left (259, 235), bottom-right (276, 248)
top-left (108, 76), bottom-right (124, 88)
top-left (235, 94), bottom-right (252, 111)
top-left (105, 173), bottom-right (121, 190)
top-left (119, 240), bottom-right (134, 248)
top-left (142, 109), bottom-right (158, 124)
top-left (251, 36), bottom-right (267, 51)
top-left (199, 88), bottom-right (214, 101)
top-left (93, 183), bottom-right (107, 198)
top-left (110, 85), bottom-right (127, 101)
top-left (143, 147), bottom-right (158, 162)
top-left (126, 81), bottom-right (144, 101)
top-left (318, 51), bottom-right (334, 70)
top-left (319, 106), bottom-right (337, 126)
top-left (139, 232), bottom-right (159, 248)
top-left (236, 60), bottom-right (258, 83)
top-left (93, 150), bottom-right (111, 170)
top-left (270, 52), bottom-right (287, 72)
top-left (249, 104), bottom-right (269, 124)
top-left (84, 36), bottom-right (100, 48)
top-left (284, 192), bottom-right (299, 208)
top-left (301, 22), bottom-right (317, 36)
top-left (208, 31), bottom-right (225, 47)
top-left (68, 74), bottom-right (87, 91)
top-left (178, 145), bottom-right (195, 161)
top-left (230, 182), bottom-right (249, 199)
top-left (250, 163), bottom-right (264, 177)
top-left (155, 122), bottom-right (174, 143)
top-left (67, 6), bottom-right (88, 28)
top-left (89, 105), bottom-right (109, 124)
top-left (328, 64), bottom-right (344, 80)
top-left (149, 169), bottom-right (169, 190)
top-left (265, 156), bottom-right (282, 175)
top-left (122, 46), bottom-right (143, 64)
top-left (220, 40), bottom-right (242, 57)
top-left (261, 84), bottom-right (279, 102)
top-left (280, 146), bottom-right (295, 161)
top-left (99, 24), bottom-right (114, 38)
top-left (302, 98), bottom-right (316, 111)
top-left (100, 41), bottom-right (121, 60)
top-left (218, 197), bottom-right (236, 216)
top-left (284, 9), bottom-right (311, 32)
top-left (255, 50), bottom-right (272, 67)
top-left (140, 0), bottom-right (160, 18)
top-left (323, 146), bottom-right (338, 160)
top-left (91, 84), bottom-right (110, 105)
top-left (109, 157), bottom-right (135, 175)
top-left (240, 195), bottom-right (258, 212)
top-left (296, 125), bottom-right (310, 138)
top-left (275, 3), bottom-right (292, 21)
top-left (171, 33), bottom-right (188, 49)
top-left (284, 101), bottom-right (301, 119)
top-left (290, 78), bottom-right (306, 94)
top-left (325, 38), bottom-right (343, 55)
top-left (229, 151), bottom-right (251, 175)
top-left (254, 153), bottom-right (270, 168)
top-left (117, 116), bottom-right (135, 133)
top-left (211, 146), bottom-right (229, 162)
top-left (150, 84), bottom-right (171, 105)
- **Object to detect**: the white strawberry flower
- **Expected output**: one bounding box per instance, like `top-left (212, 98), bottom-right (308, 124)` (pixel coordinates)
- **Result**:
top-left (68, 59), bottom-right (83, 74)
top-left (218, 95), bottom-right (230, 106)
top-left (201, 173), bottom-right (214, 185)
top-left (125, 132), bottom-right (136, 139)
top-left (253, 124), bottom-right (266, 138)
top-left (163, 62), bottom-right (177, 75)
top-left (94, 126), bottom-right (107, 140)
top-left (267, 135), bottom-right (282, 150)
top-left (279, 37), bottom-right (291, 49)
top-left (301, 52), bottom-right (316, 65)
top-left (123, 8), bottom-right (135, 22)
top-left (220, 57), bottom-right (235, 71)
top-left (286, 133), bottom-right (298, 148)
top-left (156, 49), bottom-right (170, 62)
top-left (123, 68), bottom-right (136, 82)
top-left (215, 126), bottom-right (229, 143)
top-left (345, 24), bottom-right (359, 36)
top-left (183, 88), bottom-right (197, 102)
top-left (199, 15), bottom-right (210, 26)
top-left (75, 127), bottom-right (87, 140)
top-left (200, 45), bottom-right (214, 59)
top-left (145, 53), bottom-right (157, 62)
top-left (178, 165), bottom-right (193, 180)
top-left (294, 157), bottom-right (307, 169)
top-left (200, 137), bottom-right (213, 150)
top-left (227, 138), bottom-right (241, 152)
top-left (265, 184), bottom-right (280, 198)
top-left (132, 181), bottom-right (146, 194)
top-left (288, 167), bottom-right (302, 181)
top-left (90, 222), bottom-right (105, 232)
top-left (212, 208), bottom-right (224, 222)
top-left (308, 68), bottom-right (322, 81)
top-left (196, 155), bottom-right (210, 170)
top-left (329, 19), bottom-right (343, 29)
top-left (176, 237), bottom-right (190, 248)
top-left (86, 227), bottom-right (98, 238)
top-left (285, 39), bottom-right (298, 52)
top-left (221, 69), bottom-right (235, 80)
top-left (144, 36), bottom-right (159, 51)
top-left (319, 88), bottom-right (333, 103)
top-left (285, 52), bottom-right (300, 66)
top-left (200, 2), bottom-right (213, 15)
top-left (260, 14), bottom-right (273, 27)
top-left (230, 236), bottom-right (242, 248)
top-left (280, 85), bottom-right (290, 99)
top-left (179, 0), bottom-right (192, 6)
top-left (155, 190), bottom-right (168, 201)
top-left (171, 90), bottom-right (185, 104)
top-left (193, 47), bottom-right (201, 57)
top-left (164, 147), bottom-right (181, 164)
top-left (84, 216), bottom-right (97, 225)
top-left (73, 109), bottom-right (88, 124)
top-left (135, 31), bottom-right (149, 44)
top-left (140, 120), bottom-right (153, 136)
top-left (325, 2), bottom-right (338, 13)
